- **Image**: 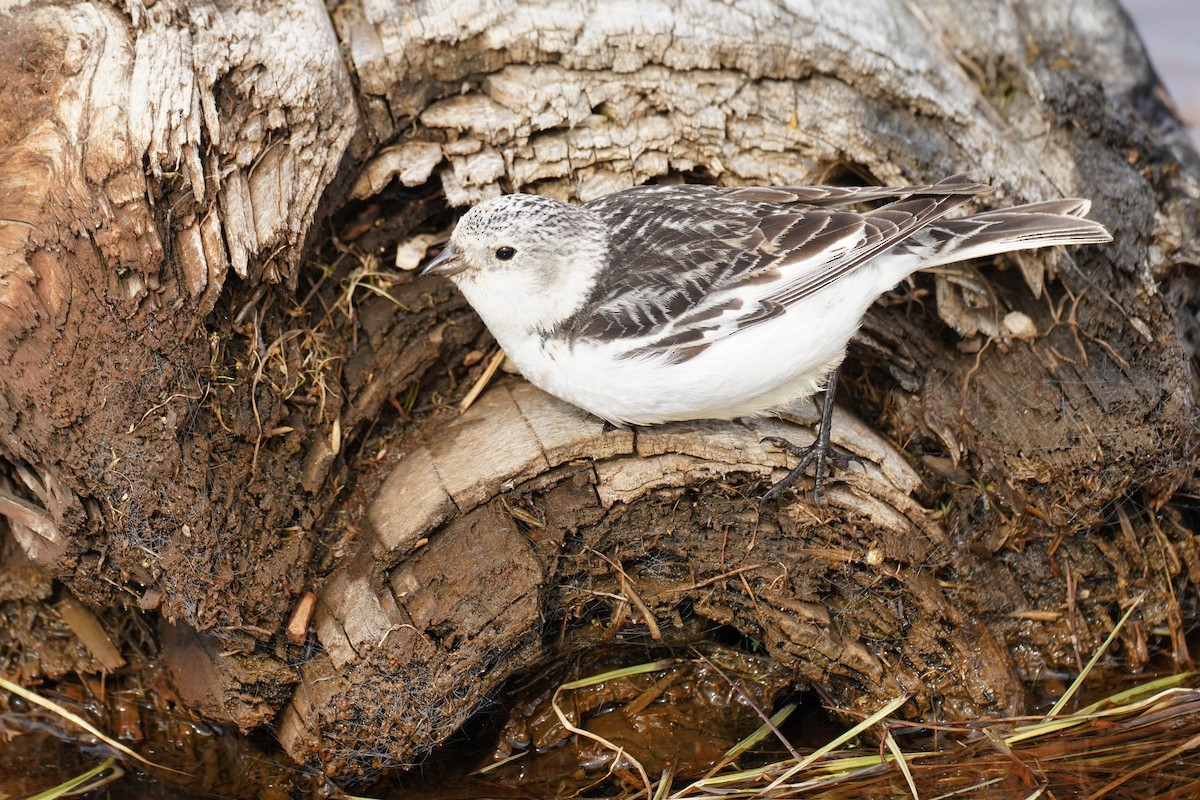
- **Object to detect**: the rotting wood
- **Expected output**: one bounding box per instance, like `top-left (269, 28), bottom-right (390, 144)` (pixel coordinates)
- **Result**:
top-left (54, 595), bottom-right (126, 672)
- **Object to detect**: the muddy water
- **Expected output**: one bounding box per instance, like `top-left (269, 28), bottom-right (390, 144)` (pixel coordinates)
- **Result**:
top-left (0, 641), bottom-right (839, 799)
top-left (6, 653), bottom-right (1199, 799)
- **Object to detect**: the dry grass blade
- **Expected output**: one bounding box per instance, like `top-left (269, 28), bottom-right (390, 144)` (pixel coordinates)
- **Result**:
top-left (0, 677), bottom-right (185, 775)
top-left (652, 768), bottom-right (674, 800)
top-left (552, 683), bottom-right (653, 794)
top-left (664, 670), bottom-right (1200, 799)
top-left (550, 660), bottom-right (681, 795)
top-left (675, 694), bottom-right (914, 797)
top-left (1076, 671), bottom-right (1190, 709)
top-left (926, 776), bottom-right (1009, 799)
top-left (472, 750), bottom-right (529, 775)
top-left (1042, 592), bottom-right (1144, 721)
top-left (558, 659), bottom-right (681, 691)
top-left (703, 703), bottom-right (798, 779)
top-left (885, 730), bottom-right (920, 799)
top-left (1083, 731), bottom-right (1200, 800)
top-left (22, 758), bottom-right (124, 800)
top-left (459, 348), bottom-right (507, 412)
top-left (1006, 679), bottom-right (1193, 746)
top-left (763, 692), bottom-right (912, 791)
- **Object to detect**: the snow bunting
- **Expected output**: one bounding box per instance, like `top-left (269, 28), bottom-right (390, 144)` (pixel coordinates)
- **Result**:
top-left (423, 175), bottom-right (1111, 501)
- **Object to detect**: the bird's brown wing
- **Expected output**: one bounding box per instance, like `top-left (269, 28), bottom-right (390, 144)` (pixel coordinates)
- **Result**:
top-left (560, 176), bottom-right (987, 360)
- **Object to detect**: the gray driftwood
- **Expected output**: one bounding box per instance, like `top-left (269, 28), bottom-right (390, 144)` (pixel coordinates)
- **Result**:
top-left (0, 0), bottom-right (1197, 781)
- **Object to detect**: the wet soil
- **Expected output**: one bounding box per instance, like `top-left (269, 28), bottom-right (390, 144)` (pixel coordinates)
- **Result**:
top-left (4, 633), bottom-right (1199, 799)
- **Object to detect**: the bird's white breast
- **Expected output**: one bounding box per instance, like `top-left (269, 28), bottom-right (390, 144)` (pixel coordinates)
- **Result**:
top-left (501, 267), bottom-right (891, 425)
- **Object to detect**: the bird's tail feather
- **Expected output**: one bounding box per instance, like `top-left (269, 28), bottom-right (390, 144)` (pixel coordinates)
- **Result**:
top-left (908, 200), bottom-right (1112, 268)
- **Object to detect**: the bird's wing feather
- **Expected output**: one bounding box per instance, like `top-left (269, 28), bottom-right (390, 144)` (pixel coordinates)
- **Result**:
top-left (719, 175), bottom-right (988, 206)
top-left (565, 177), bottom-right (987, 361)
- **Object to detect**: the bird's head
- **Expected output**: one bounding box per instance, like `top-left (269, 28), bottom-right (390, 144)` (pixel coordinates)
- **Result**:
top-left (422, 194), bottom-right (608, 337)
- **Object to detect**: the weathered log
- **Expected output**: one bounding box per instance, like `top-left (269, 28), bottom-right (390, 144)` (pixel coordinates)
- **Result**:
top-left (0, 0), bottom-right (357, 638)
top-left (276, 0), bottom-right (1200, 776)
top-left (0, 0), bottom-right (1197, 782)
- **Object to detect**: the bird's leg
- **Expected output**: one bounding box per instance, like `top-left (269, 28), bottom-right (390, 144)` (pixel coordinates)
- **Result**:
top-left (759, 370), bottom-right (862, 505)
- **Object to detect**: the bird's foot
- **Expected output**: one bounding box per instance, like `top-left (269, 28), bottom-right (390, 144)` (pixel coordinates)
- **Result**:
top-left (759, 435), bottom-right (863, 506)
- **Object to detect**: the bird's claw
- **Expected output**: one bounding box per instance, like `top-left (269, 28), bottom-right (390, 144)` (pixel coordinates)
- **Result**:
top-left (759, 435), bottom-right (862, 506)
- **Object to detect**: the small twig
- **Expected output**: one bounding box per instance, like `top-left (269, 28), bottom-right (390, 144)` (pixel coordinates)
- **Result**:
top-left (1062, 558), bottom-right (1084, 675)
top-left (459, 348), bottom-right (506, 412)
top-left (586, 546), bottom-right (662, 640)
top-left (622, 670), bottom-right (682, 717)
top-left (959, 336), bottom-right (993, 400)
top-left (660, 564), bottom-right (767, 596)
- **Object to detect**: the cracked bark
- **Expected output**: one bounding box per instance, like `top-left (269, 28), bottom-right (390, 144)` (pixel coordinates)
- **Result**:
top-left (0, 0), bottom-right (1197, 780)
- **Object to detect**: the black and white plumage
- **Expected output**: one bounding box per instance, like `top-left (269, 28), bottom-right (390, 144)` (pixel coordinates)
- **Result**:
top-left (423, 175), bottom-right (1111, 498)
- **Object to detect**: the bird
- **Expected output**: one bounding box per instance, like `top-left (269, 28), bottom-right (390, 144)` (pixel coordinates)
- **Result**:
top-left (421, 175), bottom-right (1112, 502)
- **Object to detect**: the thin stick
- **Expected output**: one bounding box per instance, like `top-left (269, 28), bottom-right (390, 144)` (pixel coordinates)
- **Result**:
top-left (459, 348), bottom-right (506, 412)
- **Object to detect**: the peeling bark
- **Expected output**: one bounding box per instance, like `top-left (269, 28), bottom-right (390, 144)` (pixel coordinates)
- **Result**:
top-left (0, 0), bottom-right (1197, 781)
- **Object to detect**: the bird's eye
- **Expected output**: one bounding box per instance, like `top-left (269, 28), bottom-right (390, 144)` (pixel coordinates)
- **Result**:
top-left (495, 246), bottom-right (516, 261)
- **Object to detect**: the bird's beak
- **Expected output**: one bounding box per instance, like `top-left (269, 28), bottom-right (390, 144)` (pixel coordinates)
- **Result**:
top-left (421, 242), bottom-right (467, 277)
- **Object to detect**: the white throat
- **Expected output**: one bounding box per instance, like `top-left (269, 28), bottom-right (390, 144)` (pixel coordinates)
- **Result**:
top-left (453, 262), bottom-right (597, 346)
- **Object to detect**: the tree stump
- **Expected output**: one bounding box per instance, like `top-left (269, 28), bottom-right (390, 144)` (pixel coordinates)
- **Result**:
top-left (0, 0), bottom-right (1197, 781)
